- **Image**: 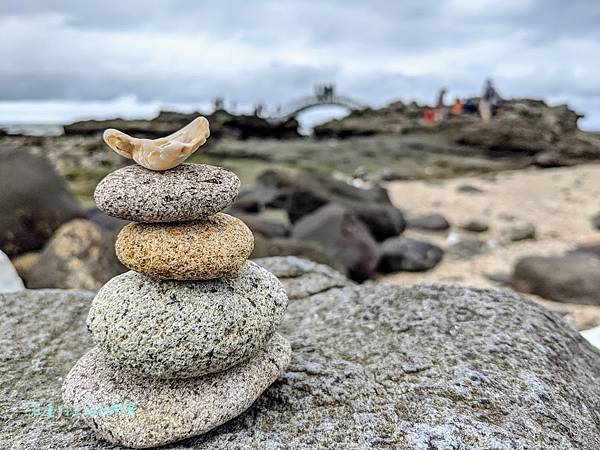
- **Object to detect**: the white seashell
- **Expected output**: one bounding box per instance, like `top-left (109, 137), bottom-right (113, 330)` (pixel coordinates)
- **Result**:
top-left (102, 117), bottom-right (210, 171)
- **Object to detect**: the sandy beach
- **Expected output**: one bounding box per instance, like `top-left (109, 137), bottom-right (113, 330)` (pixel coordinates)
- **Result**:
top-left (383, 164), bottom-right (600, 329)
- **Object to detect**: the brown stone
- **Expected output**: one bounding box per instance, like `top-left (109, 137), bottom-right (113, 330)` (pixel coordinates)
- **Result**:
top-left (115, 213), bottom-right (254, 280)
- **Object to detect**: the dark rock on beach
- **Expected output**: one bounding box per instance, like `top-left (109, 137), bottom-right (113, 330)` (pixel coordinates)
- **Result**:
top-left (512, 253), bottom-right (600, 305)
top-left (255, 169), bottom-right (405, 241)
top-left (591, 212), bottom-right (600, 230)
top-left (0, 146), bottom-right (82, 257)
top-left (2, 257), bottom-right (599, 449)
top-left (406, 212), bottom-right (450, 232)
top-left (378, 237), bottom-right (444, 272)
top-left (291, 204), bottom-right (380, 282)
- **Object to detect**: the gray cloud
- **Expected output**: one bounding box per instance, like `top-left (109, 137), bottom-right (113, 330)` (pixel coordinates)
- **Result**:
top-left (1, 0), bottom-right (599, 128)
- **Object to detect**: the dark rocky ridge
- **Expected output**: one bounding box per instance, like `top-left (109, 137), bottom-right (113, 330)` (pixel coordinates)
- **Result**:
top-left (2, 257), bottom-right (599, 449)
top-left (63, 109), bottom-right (300, 140)
top-left (315, 98), bottom-right (600, 167)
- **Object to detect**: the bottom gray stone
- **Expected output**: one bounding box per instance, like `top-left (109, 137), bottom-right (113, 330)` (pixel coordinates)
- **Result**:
top-left (62, 334), bottom-right (291, 449)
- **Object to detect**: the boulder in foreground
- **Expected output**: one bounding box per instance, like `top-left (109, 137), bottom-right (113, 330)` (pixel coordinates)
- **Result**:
top-left (1, 257), bottom-right (599, 449)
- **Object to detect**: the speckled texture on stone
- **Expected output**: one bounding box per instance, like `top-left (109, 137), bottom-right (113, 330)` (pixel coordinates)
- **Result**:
top-left (116, 214), bottom-right (254, 280)
top-left (254, 255), bottom-right (351, 299)
top-left (62, 334), bottom-right (291, 449)
top-left (3, 258), bottom-right (600, 449)
top-left (94, 164), bottom-right (240, 223)
top-left (87, 261), bottom-right (287, 379)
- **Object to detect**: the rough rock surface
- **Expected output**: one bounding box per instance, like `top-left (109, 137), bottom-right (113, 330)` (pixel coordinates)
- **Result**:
top-left (512, 253), bottom-right (600, 305)
top-left (116, 214), bottom-right (254, 280)
top-left (254, 256), bottom-right (351, 299)
top-left (2, 257), bottom-right (600, 449)
top-left (94, 164), bottom-right (240, 223)
top-left (87, 262), bottom-right (287, 379)
top-left (378, 237), bottom-right (444, 272)
top-left (291, 204), bottom-right (380, 282)
top-left (62, 335), bottom-right (291, 449)
top-left (0, 145), bottom-right (82, 256)
top-left (25, 219), bottom-right (126, 290)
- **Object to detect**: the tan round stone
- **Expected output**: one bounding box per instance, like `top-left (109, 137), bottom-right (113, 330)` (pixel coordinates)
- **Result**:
top-left (115, 213), bottom-right (254, 280)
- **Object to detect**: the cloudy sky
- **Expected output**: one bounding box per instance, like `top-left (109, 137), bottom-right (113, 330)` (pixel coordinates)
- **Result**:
top-left (1, 0), bottom-right (600, 128)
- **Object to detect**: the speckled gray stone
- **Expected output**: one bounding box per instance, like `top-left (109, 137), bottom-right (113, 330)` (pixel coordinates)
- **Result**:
top-left (62, 334), bottom-right (291, 449)
top-left (94, 163), bottom-right (240, 222)
top-left (87, 261), bottom-right (287, 379)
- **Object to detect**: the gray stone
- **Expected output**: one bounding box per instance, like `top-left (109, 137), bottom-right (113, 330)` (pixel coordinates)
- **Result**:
top-left (291, 204), bottom-right (380, 282)
top-left (378, 237), bottom-right (444, 272)
top-left (456, 184), bottom-right (484, 194)
top-left (591, 212), bottom-right (600, 231)
top-left (406, 212), bottom-right (450, 231)
top-left (255, 255), bottom-right (351, 299)
top-left (460, 219), bottom-right (490, 233)
top-left (94, 163), bottom-right (240, 222)
top-left (62, 335), bottom-right (291, 449)
top-left (255, 169), bottom-right (406, 241)
top-left (25, 219), bottom-right (126, 290)
top-left (512, 253), bottom-right (600, 305)
top-left (447, 235), bottom-right (491, 259)
top-left (0, 145), bottom-right (82, 256)
top-left (3, 257), bottom-right (600, 449)
top-left (505, 222), bottom-right (536, 242)
top-left (87, 261), bottom-right (287, 379)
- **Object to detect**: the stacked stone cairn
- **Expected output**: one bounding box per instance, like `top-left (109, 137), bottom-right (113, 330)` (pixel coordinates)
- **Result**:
top-left (62, 117), bottom-right (291, 448)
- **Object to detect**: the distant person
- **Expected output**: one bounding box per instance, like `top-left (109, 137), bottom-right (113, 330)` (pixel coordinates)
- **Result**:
top-left (463, 97), bottom-right (479, 114)
top-left (214, 97), bottom-right (224, 111)
top-left (436, 88), bottom-right (447, 108)
top-left (479, 78), bottom-right (499, 122)
top-left (434, 87), bottom-right (448, 122)
top-left (424, 107), bottom-right (435, 124)
top-left (451, 98), bottom-right (463, 116)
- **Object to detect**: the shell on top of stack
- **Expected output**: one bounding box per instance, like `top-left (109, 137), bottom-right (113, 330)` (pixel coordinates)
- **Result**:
top-left (62, 117), bottom-right (291, 449)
